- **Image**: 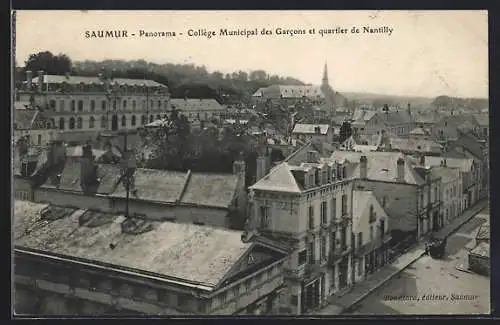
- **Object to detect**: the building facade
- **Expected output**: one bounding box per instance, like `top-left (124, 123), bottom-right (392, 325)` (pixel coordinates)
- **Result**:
top-left (430, 165), bottom-right (463, 226)
top-left (16, 71), bottom-right (170, 143)
top-left (291, 124), bottom-right (333, 145)
top-left (248, 152), bottom-right (354, 315)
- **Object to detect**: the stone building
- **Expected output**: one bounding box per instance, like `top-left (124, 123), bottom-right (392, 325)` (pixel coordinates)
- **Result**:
top-left (429, 164), bottom-right (463, 227)
top-left (351, 189), bottom-right (392, 283)
top-left (13, 200), bottom-right (290, 315)
top-left (331, 151), bottom-right (442, 241)
top-left (16, 71), bottom-right (170, 144)
top-left (291, 124), bottom-right (333, 145)
top-left (170, 98), bottom-right (226, 124)
top-left (248, 148), bottom-right (354, 315)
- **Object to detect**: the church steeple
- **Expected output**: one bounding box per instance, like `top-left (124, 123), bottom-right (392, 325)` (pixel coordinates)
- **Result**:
top-left (322, 62), bottom-right (329, 85)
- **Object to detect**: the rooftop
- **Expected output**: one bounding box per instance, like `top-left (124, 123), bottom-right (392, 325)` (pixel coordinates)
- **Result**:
top-left (429, 166), bottom-right (460, 184)
top-left (249, 162), bottom-right (303, 194)
top-left (425, 156), bottom-right (474, 173)
top-left (292, 124), bottom-right (330, 135)
top-left (30, 75), bottom-right (167, 88)
top-left (14, 200), bottom-right (252, 287)
top-left (180, 173), bottom-right (239, 208)
top-left (170, 98), bottom-right (224, 112)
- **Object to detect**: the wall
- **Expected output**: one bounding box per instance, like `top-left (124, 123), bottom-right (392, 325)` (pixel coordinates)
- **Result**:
top-left (354, 180), bottom-right (418, 234)
top-left (14, 177), bottom-right (34, 201)
top-left (34, 188), bottom-right (112, 211)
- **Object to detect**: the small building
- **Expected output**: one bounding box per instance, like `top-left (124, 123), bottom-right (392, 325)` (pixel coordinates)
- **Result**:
top-left (291, 124), bottom-right (333, 144)
top-left (468, 242), bottom-right (490, 276)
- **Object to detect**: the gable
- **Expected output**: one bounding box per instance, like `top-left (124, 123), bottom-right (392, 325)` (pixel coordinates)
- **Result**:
top-left (217, 243), bottom-right (287, 288)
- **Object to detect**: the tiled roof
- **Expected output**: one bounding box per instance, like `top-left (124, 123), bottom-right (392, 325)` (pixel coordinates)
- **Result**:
top-left (449, 133), bottom-right (484, 160)
top-left (330, 151), bottom-right (424, 184)
top-left (110, 168), bottom-right (187, 204)
top-left (424, 156), bottom-right (474, 172)
top-left (376, 110), bottom-right (412, 126)
top-left (30, 75), bottom-right (167, 88)
top-left (388, 138), bottom-right (443, 153)
top-left (13, 200), bottom-right (50, 240)
top-left (180, 173), bottom-right (239, 208)
top-left (277, 85), bottom-right (324, 98)
top-left (14, 208), bottom-right (252, 287)
top-left (170, 98), bottom-right (224, 112)
top-left (14, 110), bottom-right (38, 130)
top-left (429, 166), bottom-right (460, 184)
top-left (292, 124), bottom-right (330, 135)
top-left (249, 162), bottom-right (302, 193)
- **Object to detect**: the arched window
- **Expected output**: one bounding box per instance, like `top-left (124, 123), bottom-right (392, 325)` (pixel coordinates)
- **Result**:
top-left (49, 118), bottom-right (56, 128)
top-left (150, 115), bottom-right (154, 123)
top-left (101, 100), bottom-right (106, 111)
top-left (70, 100), bottom-right (76, 112)
top-left (158, 100), bottom-right (161, 108)
top-left (69, 117), bottom-right (75, 129)
top-left (49, 99), bottom-right (56, 110)
top-left (77, 117), bottom-right (83, 129)
top-left (101, 116), bottom-right (108, 128)
top-left (123, 100), bottom-right (127, 109)
top-left (77, 100), bottom-right (83, 112)
top-left (141, 115), bottom-right (147, 125)
top-left (121, 115), bottom-right (127, 127)
top-left (89, 116), bottom-right (95, 129)
top-left (59, 100), bottom-right (65, 112)
top-left (90, 100), bottom-right (95, 112)
top-left (59, 117), bottom-right (65, 130)
top-left (131, 115), bottom-right (136, 126)
top-left (132, 100), bottom-right (136, 110)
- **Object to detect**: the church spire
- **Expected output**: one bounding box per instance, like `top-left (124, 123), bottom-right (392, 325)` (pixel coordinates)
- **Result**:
top-left (322, 62), bottom-right (329, 85)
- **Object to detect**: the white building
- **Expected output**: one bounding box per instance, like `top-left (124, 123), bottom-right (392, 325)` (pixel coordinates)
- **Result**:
top-left (248, 147), bottom-right (354, 315)
top-left (429, 164), bottom-right (463, 225)
top-left (291, 124), bottom-right (333, 144)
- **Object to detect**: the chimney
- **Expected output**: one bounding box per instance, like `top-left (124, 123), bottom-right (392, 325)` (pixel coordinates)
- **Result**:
top-left (396, 157), bottom-right (405, 183)
top-left (37, 70), bottom-right (44, 92)
top-left (420, 154), bottom-right (425, 166)
top-left (360, 155), bottom-right (368, 179)
top-left (26, 70), bottom-right (33, 89)
top-left (307, 150), bottom-right (318, 163)
top-left (80, 143), bottom-right (98, 191)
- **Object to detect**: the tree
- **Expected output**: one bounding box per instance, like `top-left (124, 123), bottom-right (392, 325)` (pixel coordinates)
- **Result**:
top-left (24, 51), bottom-right (72, 75)
top-left (339, 121), bottom-right (353, 143)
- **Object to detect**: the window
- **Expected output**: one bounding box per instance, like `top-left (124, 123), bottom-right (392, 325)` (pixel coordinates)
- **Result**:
top-left (308, 206), bottom-right (314, 229)
top-left (59, 117), bottom-right (65, 130)
top-left (77, 117), bottom-right (82, 129)
top-left (49, 99), bottom-right (56, 109)
top-left (244, 279), bottom-right (251, 292)
top-left (89, 116), bottom-right (95, 128)
top-left (158, 100), bottom-right (161, 108)
top-left (141, 115), bottom-right (147, 124)
top-left (156, 114), bottom-right (161, 120)
top-left (90, 100), bottom-right (95, 112)
top-left (150, 115), bottom-right (154, 123)
top-left (331, 198), bottom-right (336, 220)
top-left (131, 115), bottom-right (136, 126)
top-left (178, 294), bottom-right (189, 307)
top-left (298, 249), bottom-right (307, 266)
top-left (380, 219), bottom-right (385, 238)
top-left (290, 295), bottom-right (299, 306)
top-left (382, 196), bottom-right (387, 207)
top-left (259, 206), bottom-right (269, 228)
top-left (132, 100), bottom-right (136, 110)
top-left (150, 100), bottom-right (154, 108)
top-left (370, 225), bottom-right (374, 241)
top-left (357, 258), bottom-right (363, 276)
top-left (308, 241), bottom-right (315, 264)
top-left (77, 100), bottom-right (83, 112)
top-left (37, 134), bottom-right (42, 145)
top-left (232, 285), bottom-right (239, 298)
top-left (341, 194), bottom-right (348, 215)
top-left (71, 100), bottom-right (76, 112)
top-left (101, 100), bottom-right (106, 111)
top-left (357, 232), bottom-right (363, 248)
top-left (121, 115), bottom-right (127, 127)
top-left (142, 100), bottom-right (146, 109)
top-left (123, 100), bottom-right (127, 109)
top-left (369, 205), bottom-right (376, 223)
top-left (59, 100), bottom-right (65, 112)
top-left (321, 201), bottom-right (327, 225)
top-left (113, 100), bottom-right (117, 110)
top-left (320, 236), bottom-right (326, 261)
top-left (69, 117), bottom-right (75, 129)
top-left (102, 116), bottom-right (109, 129)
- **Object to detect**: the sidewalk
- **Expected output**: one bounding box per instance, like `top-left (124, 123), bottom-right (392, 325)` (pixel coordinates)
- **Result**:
top-left (311, 199), bottom-right (488, 316)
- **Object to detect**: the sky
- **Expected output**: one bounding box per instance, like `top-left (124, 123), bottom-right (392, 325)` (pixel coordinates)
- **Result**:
top-left (14, 10), bottom-right (488, 98)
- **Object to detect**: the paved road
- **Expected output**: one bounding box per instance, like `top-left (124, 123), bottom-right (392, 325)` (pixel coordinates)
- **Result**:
top-left (345, 207), bottom-right (490, 315)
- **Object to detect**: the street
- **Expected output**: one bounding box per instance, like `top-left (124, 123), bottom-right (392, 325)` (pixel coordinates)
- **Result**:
top-left (346, 206), bottom-right (490, 315)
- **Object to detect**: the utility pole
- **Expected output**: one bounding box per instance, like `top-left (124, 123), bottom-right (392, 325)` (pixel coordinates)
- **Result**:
top-left (119, 129), bottom-right (137, 218)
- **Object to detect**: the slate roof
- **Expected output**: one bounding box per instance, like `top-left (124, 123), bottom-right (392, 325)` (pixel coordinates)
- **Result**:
top-left (30, 75), bottom-right (167, 88)
top-left (14, 203), bottom-right (252, 287)
top-left (249, 162), bottom-right (302, 193)
top-left (376, 110), bottom-right (412, 126)
top-left (170, 98), bottom-right (224, 112)
top-left (110, 168), bottom-right (188, 204)
top-left (180, 173), bottom-right (239, 208)
top-left (330, 151), bottom-right (424, 184)
top-left (292, 124), bottom-right (330, 135)
top-left (429, 166), bottom-right (460, 184)
top-left (13, 200), bottom-right (50, 240)
top-left (424, 156), bottom-right (474, 172)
